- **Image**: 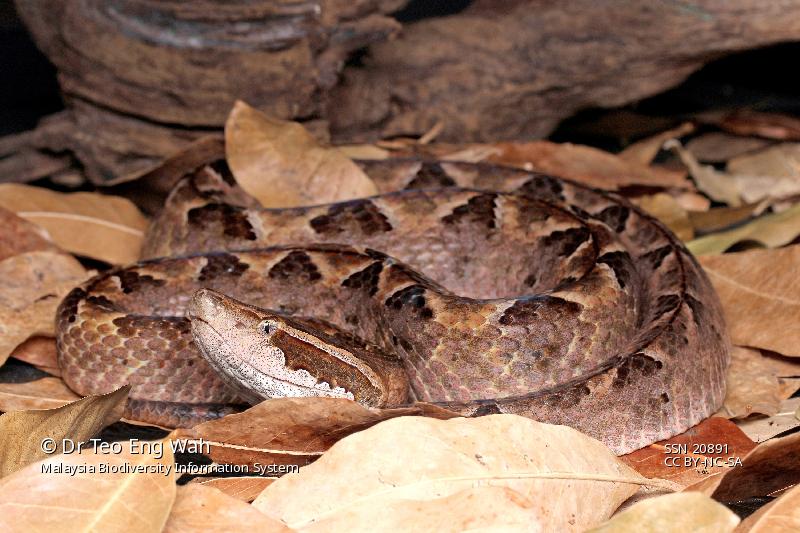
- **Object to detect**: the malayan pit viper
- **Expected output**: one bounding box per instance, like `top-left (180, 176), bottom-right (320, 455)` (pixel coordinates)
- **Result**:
top-left (55, 159), bottom-right (730, 454)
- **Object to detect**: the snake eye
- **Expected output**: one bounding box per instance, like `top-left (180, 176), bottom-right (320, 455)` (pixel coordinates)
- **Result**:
top-left (260, 321), bottom-right (274, 335)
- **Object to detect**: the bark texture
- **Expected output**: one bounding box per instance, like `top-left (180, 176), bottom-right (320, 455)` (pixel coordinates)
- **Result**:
top-left (7, 0), bottom-right (800, 183)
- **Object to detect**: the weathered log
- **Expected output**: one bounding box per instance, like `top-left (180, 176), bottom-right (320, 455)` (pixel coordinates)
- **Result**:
top-left (7, 0), bottom-right (800, 183)
top-left (328, 0), bottom-right (800, 141)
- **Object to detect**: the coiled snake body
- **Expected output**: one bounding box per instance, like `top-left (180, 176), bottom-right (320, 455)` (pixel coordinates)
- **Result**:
top-left (56, 160), bottom-right (729, 454)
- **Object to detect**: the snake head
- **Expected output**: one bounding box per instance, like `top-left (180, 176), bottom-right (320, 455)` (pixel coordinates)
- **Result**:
top-left (187, 288), bottom-right (406, 407)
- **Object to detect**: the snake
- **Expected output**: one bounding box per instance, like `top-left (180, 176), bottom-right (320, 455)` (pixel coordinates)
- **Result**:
top-left (55, 159), bottom-right (730, 454)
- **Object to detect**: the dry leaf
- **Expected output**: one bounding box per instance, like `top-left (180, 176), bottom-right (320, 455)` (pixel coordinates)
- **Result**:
top-left (736, 397), bottom-right (800, 443)
top-left (476, 141), bottom-right (690, 190)
top-left (718, 347), bottom-right (784, 419)
top-left (9, 336), bottom-right (60, 376)
top-left (336, 144), bottom-right (391, 160)
top-left (0, 377), bottom-right (80, 412)
top-left (686, 132), bottom-right (772, 164)
top-left (0, 385), bottom-right (129, 477)
top-left (286, 485), bottom-right (549, 532)
top-left (727, 143), bottom-right (800, 178)
top-left (0, 443), bottom-right (175, 532)
top-left (686, 431), bottom-right (800, 501)
top-left (589, 492), bottom-right (739, 532)
top-left (716, 110), bottom-right (800, 141)
top-left (164, 484), bottom-right (289, 533)
top-left (0, 207), bottom-right (57, 261)
top-left (225, 101), bottom-right (378, 208)
top-left (170, 397), bottom-right (457, 470)
top-left (699, 246), bottom-right (800, 356)
top-left (0, 251), bottom-right (88, 364)
top-left (618, 122), bottom-right (695, 165)
top-left (666, 139), bottom-right (742, 206)
top-left (191, 477), bottom-right (274, 503)
top-left (737, 483), bottom-right (800, 532)
top-left (688, 202), bottom-right (769, 235)
top-left (632, 193), bottom-right (693, 241)
top-left (621, 417), bottom-right (755, 488)
top-left (254, 415), bottom-right (661, 532)
top-left (0, 184), bottom-right (148, 264)
top-left (688, 204), bottom-right (800, 255)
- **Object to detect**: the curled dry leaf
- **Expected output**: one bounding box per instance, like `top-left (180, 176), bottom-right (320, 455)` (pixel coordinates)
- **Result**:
top-left (686, 431), bottom-right (800, 501)
top-left (620, 417), bottom-right (755, 489)
top-left (737, 483), bottom-right (800, 532)
top-left (618, 122), bottom-right (695, 165)
top-left (0, 251), bottom-right (89, 365)
top-left (632, 193), bottom-right (693, 241)
top-left (736, 397), bottom-right (800, 443)
top-left (718, 347), bottom-right (785, 419)
top-left (9, 336), bottom-right (60, 376)
top-left (0, 184), bottom-right (148, 264)
top-left (254, 415), bottom-right (659, 532)
top-left (688, 204), bottom-right (800, 255)
top-left (169, 397), bottom-right (457, 470)
top-left (0, 385), bottom-right (129, 477)
top-left (0, 443), bottom-right (175, 533)
top-left (0, 377), bottom-right (80, 412)
top-left (191, 477), bottom-right (274, 503)
top-left (666, 139), bottom-right (742, 207)
top-left (699, 246), bottom-right (800, 356)
top-left (588, 492), bottom-right (739, 533)
top-left (0, 207), bottom-right (57, 261)
top-left (164, 484), bottom-right (290, 533)
top-left (225, 101), bottom-right (378, 208)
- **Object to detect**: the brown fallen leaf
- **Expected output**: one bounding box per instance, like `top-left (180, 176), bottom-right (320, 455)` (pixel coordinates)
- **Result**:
top-left (737, 483), bottom-right (800, 532)
top-left (253, 415), bottom-right (664, 532)
top-left (728, 143), bottom-right (800, 178)
top-left (686, 132), bottom-right (772, 164)
top-left (618, 122), bottom-right (695, 165)
top-left (718, 347), bottom-right (785, 419)
top-left (225, 101), bottom-right (378, 208)
top-left (0, 207), bottom-right (57, 261)
top-left (164, 484), bottom-right (290, 533)
top-left (699, 246), bottom-right (800, 356)
top-left (736, 397), bottom-right (800, 443)
top-left (588, 492), bottom-right (739, 532)
top-left (620, 417), bottom-right (756, 489)
top-left (0, 377), bottom-right (80, 412)
top-left (688, 204), bottom-right (800, 255)
top-left (632, 193), bottom-right (693, 241)
top-left (0, 251), bottom-right (89, 365)
top-left (666, 139), bottom-right (742, 206)
top-left (716, 110), bottom-right (800, 141)
top-left (0, 184), bottom-right (148, 264)
top-left (0, 385), bottom-right (129, 477)
top-left (686, 431), bottom-right (800, 501)
top-left (295, 485), bottom-right (547, 532)
top-left (9, 336), bottom-right (60, 376)
top-left (191, 477), bottom-right (274, 503)
top-left (170, 397), bottom-right (457, 471)
top-left (464, 140), bottom-right (690, 190)
top-left (0, 442), bottom-right (175, 532)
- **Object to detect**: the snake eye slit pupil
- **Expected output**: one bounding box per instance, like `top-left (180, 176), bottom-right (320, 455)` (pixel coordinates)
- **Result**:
top-left (261, 322), bottom-right (273, 334)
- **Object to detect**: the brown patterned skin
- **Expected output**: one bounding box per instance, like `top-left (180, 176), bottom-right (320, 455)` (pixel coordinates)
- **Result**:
top-left (56, 159), bottom-right (730, 454)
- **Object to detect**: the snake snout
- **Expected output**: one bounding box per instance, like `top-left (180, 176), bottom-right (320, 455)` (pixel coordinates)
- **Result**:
top-left (188, 288), bottom-right (228, 322)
